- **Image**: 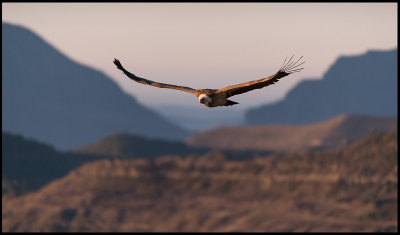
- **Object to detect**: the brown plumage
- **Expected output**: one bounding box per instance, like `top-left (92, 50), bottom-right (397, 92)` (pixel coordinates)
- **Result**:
top-left (113, 56), bottom-right (304, 108)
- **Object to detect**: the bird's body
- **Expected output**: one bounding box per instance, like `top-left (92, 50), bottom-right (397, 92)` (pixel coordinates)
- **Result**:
top-left (195, 90), bottom-right (237, 107)
top-left (113, 56), bottom-right (304, 108)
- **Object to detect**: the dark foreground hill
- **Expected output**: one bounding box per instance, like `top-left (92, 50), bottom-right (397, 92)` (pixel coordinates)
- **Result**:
top-left (2, 22), bottom-right (188, 150)
top-left (187, 114), bottom-right (397, 152)
top-left (73, 132), bottom-right (265, 160)
top-left (246, 49), bottom-right (397, 125)
top-left (2, 131), bottom-right (397, 232)
top-left (1, 131), bottom-right (264, 197)
top-left (74, 132), bottom-right (206, 159)
top-left (2, 131), bottom-right (205, 196)
top-left (2, 133), bottom-right (104, 196)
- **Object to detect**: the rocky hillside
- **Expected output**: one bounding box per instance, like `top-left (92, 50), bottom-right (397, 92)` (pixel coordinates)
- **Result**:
top-left (186, 114), bottom-right (397, 152)
top-left (2, 23), bottom-right (188, 150)
top-left (246, 49), bottom-right (397, 125)
top-left (2, 131), bottom-right (397, 232)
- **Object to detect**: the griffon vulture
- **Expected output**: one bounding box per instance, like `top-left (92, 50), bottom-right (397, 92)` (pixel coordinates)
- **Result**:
top-left (113, 56), bottom-right (304, 107)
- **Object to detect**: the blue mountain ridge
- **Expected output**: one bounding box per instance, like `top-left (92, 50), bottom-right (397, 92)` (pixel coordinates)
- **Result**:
top-left (245, 49), bottom-right (397, 124)
top-left (2, 23), bottom-right (189, 150)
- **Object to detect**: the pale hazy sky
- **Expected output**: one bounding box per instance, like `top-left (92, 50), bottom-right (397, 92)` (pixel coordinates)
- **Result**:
top-left (2, 3), bottom-right (397, 110)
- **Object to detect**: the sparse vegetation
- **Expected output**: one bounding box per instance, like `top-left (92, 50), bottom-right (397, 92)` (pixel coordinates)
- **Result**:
top-left (2, 131), bottom-right (397, 232)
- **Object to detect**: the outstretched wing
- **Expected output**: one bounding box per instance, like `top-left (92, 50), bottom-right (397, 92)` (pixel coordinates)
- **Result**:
top-left (216, 55), bottom-right (305, 98)
top-left (113, 59), bottom-right (197, 94)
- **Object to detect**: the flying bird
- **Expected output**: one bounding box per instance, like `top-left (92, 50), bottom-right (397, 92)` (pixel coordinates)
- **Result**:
top-left (113, 56), bottom-right (304, 108)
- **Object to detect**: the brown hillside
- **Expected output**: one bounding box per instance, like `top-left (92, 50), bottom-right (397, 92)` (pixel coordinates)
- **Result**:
top-left (2, 131), bottom-right (397, 232)
top-left (186, 114), bottom-right (397, 152)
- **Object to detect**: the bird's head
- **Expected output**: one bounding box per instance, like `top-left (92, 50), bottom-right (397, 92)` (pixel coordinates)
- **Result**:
top-left (198, 94), bottom-right (212, 106)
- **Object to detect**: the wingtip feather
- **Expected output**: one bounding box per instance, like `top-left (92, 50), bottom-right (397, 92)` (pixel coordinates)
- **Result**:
top-left (279, 55), bottom-right (305, 74)
top-left (113, 58), bottom-right (124, 71)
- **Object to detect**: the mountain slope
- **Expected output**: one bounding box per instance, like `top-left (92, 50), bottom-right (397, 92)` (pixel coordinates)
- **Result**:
top-left (2, 132), bottom-right (103, 196)
top-left (2, 22), bottom-right (188, 150)
top-left (74, 132), bottom-right (206, 159)
top-left (186, 114), bottom-right (397, 152)
top-left (2, 131), bottom-right (397, 232)
top-left (1, 130), bottom-right (260, 197)
top-left (73, 132), bottom-right (268, 161)
top-left (245, 49), bottom-right (397, 125)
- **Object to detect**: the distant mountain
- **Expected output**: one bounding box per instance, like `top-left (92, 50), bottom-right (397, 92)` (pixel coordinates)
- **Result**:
top-left (2, 23), bottom-right (189, 150)
top-left (2, 131), bottom-right (397, 232)
top-left (154, 104), bottom-right (245, 131)
top-left (186, 114), bottom-right (397, 152)
top-left (245, 49), bottom-right (397, 125)
top-left (74, 132), bottom-right (206, 159)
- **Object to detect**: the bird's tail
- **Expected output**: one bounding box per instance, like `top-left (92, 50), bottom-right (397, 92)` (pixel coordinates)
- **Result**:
top-left (225, 100), bottom-right (239, 106)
